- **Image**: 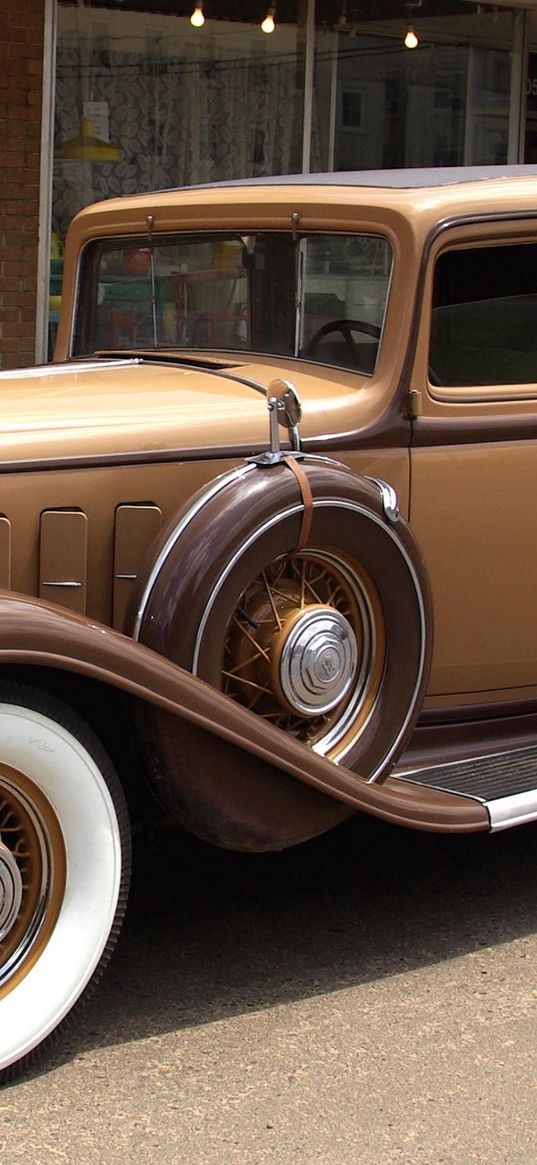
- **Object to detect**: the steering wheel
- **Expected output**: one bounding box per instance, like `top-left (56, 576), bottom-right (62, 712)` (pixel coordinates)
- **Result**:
top-left (304, 318), bottom-right (381, 366)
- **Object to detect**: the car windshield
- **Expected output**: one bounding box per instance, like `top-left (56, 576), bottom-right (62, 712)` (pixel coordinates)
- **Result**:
top-left (74, 231), bottom-right (392, 375)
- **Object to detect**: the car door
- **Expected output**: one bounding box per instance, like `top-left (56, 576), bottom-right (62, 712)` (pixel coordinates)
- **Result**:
top-left (409, 221), bottom-right (537, 702)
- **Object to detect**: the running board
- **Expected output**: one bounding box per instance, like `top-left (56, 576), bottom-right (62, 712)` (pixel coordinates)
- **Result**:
top-left (394, 744), bottom-right (537, 832)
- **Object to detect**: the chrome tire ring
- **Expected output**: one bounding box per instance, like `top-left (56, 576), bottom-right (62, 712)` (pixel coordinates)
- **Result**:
top-left (0, 772), bottom-right (59, 984)
top-left (0, 840), bottom-right (24, 943)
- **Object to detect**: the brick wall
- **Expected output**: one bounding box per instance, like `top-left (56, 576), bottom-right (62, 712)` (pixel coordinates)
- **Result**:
top-left (0, 0), bottom-right (45, 370)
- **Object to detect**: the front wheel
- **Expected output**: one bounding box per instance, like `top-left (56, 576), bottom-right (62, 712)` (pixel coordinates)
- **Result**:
top-left (0, 685), bottom-right (130, 1082)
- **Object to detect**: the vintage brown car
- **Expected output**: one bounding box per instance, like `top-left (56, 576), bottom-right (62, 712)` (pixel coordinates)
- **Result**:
top-left (2, 165), bottom-right (537, 1079)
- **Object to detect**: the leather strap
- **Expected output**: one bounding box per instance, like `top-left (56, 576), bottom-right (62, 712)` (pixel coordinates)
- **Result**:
top-left (282, 456), bottom-right (313, 552)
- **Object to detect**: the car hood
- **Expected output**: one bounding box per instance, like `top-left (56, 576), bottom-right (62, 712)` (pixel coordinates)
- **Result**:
top-left (0, 356), bottom-right (365, 466)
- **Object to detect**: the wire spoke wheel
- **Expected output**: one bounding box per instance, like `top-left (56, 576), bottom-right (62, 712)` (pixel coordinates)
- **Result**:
top-left (221, 549), bottom-right (385, 759)
top-left (0, 769), bottom-right (65, 997)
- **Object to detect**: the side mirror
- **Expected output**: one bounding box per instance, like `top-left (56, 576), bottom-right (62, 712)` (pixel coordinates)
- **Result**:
top-left (268, 378), bottom-right (302, 431)
top-left (267, 378), bottom-right (302, 455)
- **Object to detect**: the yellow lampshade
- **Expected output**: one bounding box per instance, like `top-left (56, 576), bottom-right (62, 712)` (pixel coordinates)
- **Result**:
top-left (57, 118), bottom-right (123, 163)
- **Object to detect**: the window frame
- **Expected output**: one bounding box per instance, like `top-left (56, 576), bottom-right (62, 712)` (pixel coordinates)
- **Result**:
top-left (423, 226), bottom-right (537, 405)
top-left (72, 227), bottom-right (394, 377)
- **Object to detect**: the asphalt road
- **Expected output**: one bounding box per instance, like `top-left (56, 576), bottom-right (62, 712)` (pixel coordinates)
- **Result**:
top-left (2, 813), bottom-right (537, 1164)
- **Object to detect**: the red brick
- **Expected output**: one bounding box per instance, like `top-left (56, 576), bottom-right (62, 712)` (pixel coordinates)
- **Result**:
top-left (1, 320), bottom-right (34, 339)
top-left (9, 12), bottom-right (44, 32)
top-left (0, 337), bottom-right (29, 352)
top-left (0, 276), bottom-right (25, 292)
top-left (5, 200), bottom-right (38, 216)
top-left (3, 293), bottom-right (32, 310)
top-left (3, 231), bottom-right (35, 248)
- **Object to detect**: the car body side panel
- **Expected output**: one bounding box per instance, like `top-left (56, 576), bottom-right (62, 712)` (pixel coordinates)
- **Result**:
top-left (411, 442), bottom-right (537, 695)
top-left (0, 451), bottom-right (409, 630)
top-left (409, 217), bottom-right (537, 697)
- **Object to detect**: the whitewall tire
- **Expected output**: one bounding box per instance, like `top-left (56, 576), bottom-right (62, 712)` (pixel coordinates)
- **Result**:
top-left (0, 685), bottom-right (130, 1082)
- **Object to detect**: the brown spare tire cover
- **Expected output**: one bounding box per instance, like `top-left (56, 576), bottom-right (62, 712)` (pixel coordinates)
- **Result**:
top-left (129, 458), bottom-right (432, 851)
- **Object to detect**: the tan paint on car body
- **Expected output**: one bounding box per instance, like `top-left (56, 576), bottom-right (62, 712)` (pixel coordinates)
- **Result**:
top-left (0, 355), bottom-right (405, 457)
top-left (2, 171), bottom-right (537, 833)
top-left (408, 217), bottom-right (537, 696)
top-left (52, 175), bottom-right (537, 704)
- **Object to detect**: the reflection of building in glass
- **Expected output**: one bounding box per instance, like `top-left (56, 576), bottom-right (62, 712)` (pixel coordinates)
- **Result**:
top-left (3, 0), bottom-right (537, 370)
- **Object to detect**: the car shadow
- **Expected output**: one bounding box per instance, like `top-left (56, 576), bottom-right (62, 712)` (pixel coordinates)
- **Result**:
top-left (40, 811), bottom-right (537, 1072)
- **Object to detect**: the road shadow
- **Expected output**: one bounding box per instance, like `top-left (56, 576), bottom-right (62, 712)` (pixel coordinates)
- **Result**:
top-left (38, 808), bottom-right (537, 1073)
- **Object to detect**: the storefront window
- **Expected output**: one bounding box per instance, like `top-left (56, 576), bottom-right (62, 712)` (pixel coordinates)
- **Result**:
top-left (313, 11), bottom-right (514, 171)
top-left (51, 3), bottom-right (304, 352)
top-left (50, 1), bottom-right (519, 357)
top-left (53, 4), bottom-right (304, 233)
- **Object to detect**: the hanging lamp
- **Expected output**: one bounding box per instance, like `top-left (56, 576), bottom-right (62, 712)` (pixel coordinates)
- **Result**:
top-left (261, 6), bottom-right (276, 33)
top-left (57, 117), bottom-right (123, 163)
top-left (57, 0), bottom-right (123, 163)
top-left (190, 1), bottom-right (205, 27)
top-left (403, 1), bottom-right (421, 49)
top-left (404, 23), bottom-right (419, 48)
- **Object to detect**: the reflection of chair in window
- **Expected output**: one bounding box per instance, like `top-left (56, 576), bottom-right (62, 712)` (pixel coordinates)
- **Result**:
top-left (172, 269), bottom-right (246, 347)
top-left (109, 306), bottom-right (138, 347)
top-left (170, 275), bottom-right (187, 343)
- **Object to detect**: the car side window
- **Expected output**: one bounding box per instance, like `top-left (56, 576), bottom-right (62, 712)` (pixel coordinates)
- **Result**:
top-left (429, 240), bottom-right (537, 387)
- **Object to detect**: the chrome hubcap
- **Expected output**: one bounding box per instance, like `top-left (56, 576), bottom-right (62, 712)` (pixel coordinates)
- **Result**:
top-left (0, 842), bottom-right (23, 942)
top-left (276, 606), bottom-right (358, 716)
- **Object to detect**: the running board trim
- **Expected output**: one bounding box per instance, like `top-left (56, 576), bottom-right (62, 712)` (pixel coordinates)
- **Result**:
top-left (394, 743), bottom-right (537, 833)
top-left (487, 789), bottom-right (537, 832)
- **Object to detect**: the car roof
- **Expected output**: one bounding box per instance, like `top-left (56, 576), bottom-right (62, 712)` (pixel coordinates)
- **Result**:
top-left (177, 165), bottom-right (537, 192)
top-left (67, 165), bottom-right (537, 255)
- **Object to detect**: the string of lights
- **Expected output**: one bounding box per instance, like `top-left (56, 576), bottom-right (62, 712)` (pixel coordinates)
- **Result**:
top-left (189, 3), bottom-right (277, 33)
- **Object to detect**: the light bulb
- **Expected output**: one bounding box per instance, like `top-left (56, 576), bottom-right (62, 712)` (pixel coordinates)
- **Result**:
top-left (261, 7), bottom-right (275, 34)
top-left (404, 24), bottom-right (418, 48)
top-left (190, 2), bottom-right (205, 28)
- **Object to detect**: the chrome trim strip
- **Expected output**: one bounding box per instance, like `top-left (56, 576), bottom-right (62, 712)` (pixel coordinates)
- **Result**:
top-left (364, 476), bottom-right (399, 523)
top-left (0, 445), bottom-right (279, 476)
top-left (488, 790), bottom-right (537, 832)
top-left (0, 360), bottom-right (137, 380)
top-left (131, 462), bottom-right (255, 638)
top-left (41, 580), bottom-right (83, 588)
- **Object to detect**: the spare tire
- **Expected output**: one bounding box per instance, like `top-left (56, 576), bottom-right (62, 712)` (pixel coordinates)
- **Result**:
top-left (129, 458), bottom-right (432, 850)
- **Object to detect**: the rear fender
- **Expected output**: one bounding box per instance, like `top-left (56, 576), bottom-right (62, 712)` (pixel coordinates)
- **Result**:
top-left (0, 592), bottom-right (486, 835)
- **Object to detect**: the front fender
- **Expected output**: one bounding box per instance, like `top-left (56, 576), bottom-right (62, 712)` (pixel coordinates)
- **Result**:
top-left (0, 592), bottom-right (486, 834)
